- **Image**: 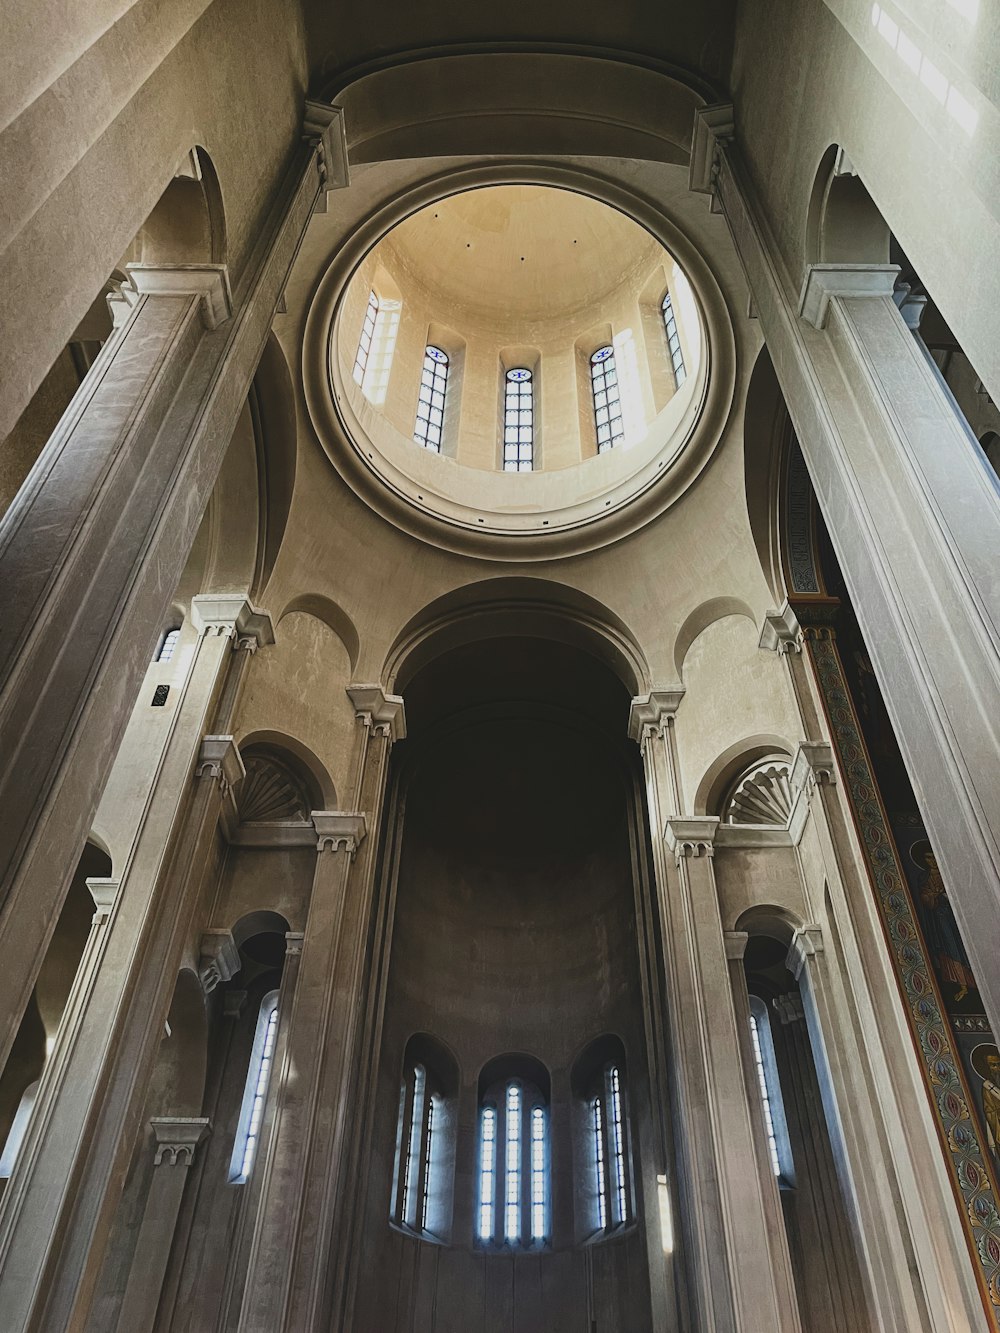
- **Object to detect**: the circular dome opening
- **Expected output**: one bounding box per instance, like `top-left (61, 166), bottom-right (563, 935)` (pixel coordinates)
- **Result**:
top-left (310, 178), bottom-right (727, 558)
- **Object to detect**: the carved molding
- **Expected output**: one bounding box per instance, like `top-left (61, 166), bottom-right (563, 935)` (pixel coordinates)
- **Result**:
top-left (124, 263), bottom-right (233, 330)
top-left (347, 684), bottom-right (407, 743)
top-left (195, 735), bottom-right (245, 798)
top-left (198, 929), bottom-right (240, 994)
top-left (665, 816), bottom-right (719, 863)
top-left (797, 262), bottom-right (900, 330)
top-left (150, 1117), bottom-right (211, 1167)
top-left (303, 99), bottom-right (350, 202)
top-left (758, 602), bottom-right (802, 655)
top-left (689, 102), bottom-right (735, 199)
top-left (627, 688), bottom-right (685, 751)
top-left (85, 876), bottom-right (119, 926)
top-left (790, 742), bottom-right (837, 801)
top-left (237, 755), bottom-right (311, 826)
top-left (312, 810), bottom-right (368, 855)
top-left (190, 596), bottom-right (275, 650)
top-left (724, 759), bottom-right (793, 827)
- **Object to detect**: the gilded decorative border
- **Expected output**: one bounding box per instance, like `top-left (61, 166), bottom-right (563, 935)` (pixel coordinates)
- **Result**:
top-left (805, 628), bottom-right (1000, 1319)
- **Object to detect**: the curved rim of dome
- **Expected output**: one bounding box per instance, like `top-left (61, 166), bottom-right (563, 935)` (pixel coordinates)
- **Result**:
top-left (302, 160), bottom-right (737, 561)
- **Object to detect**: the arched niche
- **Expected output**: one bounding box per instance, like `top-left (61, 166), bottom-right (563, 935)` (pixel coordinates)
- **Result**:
top-left (236, 731), bottom-right (336, 810)
top-left (128, 147), bottom-right (227, 268)
top-left (694, 736), bottom-right (795, 819)
top-left (277, 595), bottom-right (360, 674)
top-left (249, 335), bottom-right (298, 601)
top-left (385, 575), bottom-right (650, 701)
top-left (805, 145), bottom-right (890, 268)
top-left (235, 746), bottom-right (321, 829)
top-left (672, 596), bottom-right (757, 683)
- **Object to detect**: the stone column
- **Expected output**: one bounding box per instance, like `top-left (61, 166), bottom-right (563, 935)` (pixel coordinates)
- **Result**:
top-left (238, 684), bottom-right (404, 1333)
top-left (694, 106), bottom-right (1000, 1038)
top-left (628, 692), bottom-right (800, 1333)
top-left (0, 103), bottom-right (345, 1081)
top-left (116, 1117), bottom-right (211, 1333)
top-left (0, 599), bottom-right (272, 1332)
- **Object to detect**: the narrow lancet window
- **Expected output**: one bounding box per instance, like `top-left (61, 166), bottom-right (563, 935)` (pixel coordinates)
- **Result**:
top-left (479, 1104), bottom-right (497, 1241)
top-left (231, 993), bottom-right (279, 1183)
top-left (530, 1105), bottom-right (546, 1241)
top-left (590, 346), bottom-right (624, 451)
top-left (661, 291), bottom-right (686, 388)
top-left (414, 345), bottom-right (448, 451)
top-left (353, 289), bottom-right (379, 385)
top-left (401, 1063), bottom-right (427, 1223)
top-left (503, 368), bottom-right (534, 471)
top-left (505, 1081), bottom-right (521, 1241)
top-left (593, 1097), bottom-right (608, 1229)
top-left (392, 1037), bottom-right (456, 1239)
top-left (610, 1065), bottom-right (628, 1223)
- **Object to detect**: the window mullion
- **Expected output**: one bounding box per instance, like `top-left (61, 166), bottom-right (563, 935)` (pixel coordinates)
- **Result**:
top-left (394, 1069), bottom-right (416, 1223)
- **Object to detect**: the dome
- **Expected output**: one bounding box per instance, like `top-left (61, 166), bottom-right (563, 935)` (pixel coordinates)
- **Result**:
top-left (308, 179), bottom-right (730, 558)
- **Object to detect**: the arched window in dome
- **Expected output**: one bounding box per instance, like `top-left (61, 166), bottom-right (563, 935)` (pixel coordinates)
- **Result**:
top-left (155, 627), bottom-right (181, 663)
top-left (748, 996), bottom-right (794, 1186)
top-left (478, 1058), bottom-right (549, 1246)
top-left (230, 991), bottom-right (279, 1183)
top-left (353, 289), bottom-right (379, 385)
top-left (660, 291), bottom-right (686, 388)
top-left (589, 346), bottom-right (625, 452)
top-left (503, 368), bottom-right (534, 472)
top-left (414, 345), bottom-right (449, 451)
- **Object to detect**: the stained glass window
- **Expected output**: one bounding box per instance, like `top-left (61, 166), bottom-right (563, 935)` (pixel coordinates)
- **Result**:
top-left (414, 345), bottom-right (448, 451)
top-left (503, 368), bottom-right (534, 471)
top-left (505, 1081), bottom-right (521, 1241)
top-left (590, 346), bottom-right (624, 452)
top-left (478, 1074), bottom-right (548, 1245)
top-left (661, 291), bottom-right (686, 388)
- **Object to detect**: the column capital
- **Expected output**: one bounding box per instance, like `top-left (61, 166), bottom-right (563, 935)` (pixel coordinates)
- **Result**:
top-left (303, 100), bottom-right (350, 203)
top-left (798, 262), bottom-right (900, 330)
top-left (191, 595), bottom-right (275, 650)
top-left (284, 930), bottom-right (305, 957)
top-left (124, 263), bottom-right (233, 330)
top-left (724, 930), bottom-right (749, 960)
top-left (198, 929), bottom-right (240, 994)
top-left (627, 688), bottom-right (685, 745)
top-left (85, 876), bottom-right (119, 925)
top-left (786, 924), bottom-right (824, 980)
top-left (759, 602), bottom-right (802, 654)
top-left (347, 684), bottom-right (407, 743)
top-left (195, 735), bottom-right (245, 798)
top-left (150, 1117), bottom-right (211, 1167)
top-left (790, 742), bottom-right (837, 800)
top-left (665, 816), bottom-right (720, 862)
top-left (312, 810), bottom-right (367, 855)
top-left (689, 103), bottom-right (735, 197)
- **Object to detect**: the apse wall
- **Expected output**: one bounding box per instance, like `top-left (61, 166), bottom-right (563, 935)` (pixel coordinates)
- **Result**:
top-left (353, 641), bottom-right (657, 1332)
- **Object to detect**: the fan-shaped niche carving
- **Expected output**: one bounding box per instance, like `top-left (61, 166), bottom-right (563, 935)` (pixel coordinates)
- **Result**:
top-left (723, 756), bottom-right (793, 827)
top-left (229, 746), bottom-right (320, 846)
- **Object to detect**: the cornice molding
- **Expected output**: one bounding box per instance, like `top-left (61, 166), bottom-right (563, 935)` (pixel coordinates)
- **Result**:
top-left (303, 99), bottom-right (350, 203)
top-left (196, 735), bottom-right (245, 797)
top-left (627, 688), bottom-right (685, 744)
top-left (312, 810), bottom-right (368, 854)
top-left (689, 102), bottom-right (734, 198)
top-left (347, 684), bottom-right (407, 742)
top-left (124, 263), bottom-right (233, 330)
top-left (191, 596), bottom-right (275, 649)
top-left (759, 602), bottom-right (802, 655)
top-left (665, 815), bottom-right (720, 861)
top-left (798, 263), bottom-right (900, 331)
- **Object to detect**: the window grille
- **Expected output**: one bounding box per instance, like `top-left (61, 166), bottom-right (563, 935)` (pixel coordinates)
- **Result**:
top-left (503, 368), bottom-right (534, 471)
top-left (353, 289), bottom-right (379, 385)
top-left (414, 345), bottom-right (448, 451)
top-left (156, 628), bottom-right (180, 663)
top-left (661, 292), bottom-right (686, 388)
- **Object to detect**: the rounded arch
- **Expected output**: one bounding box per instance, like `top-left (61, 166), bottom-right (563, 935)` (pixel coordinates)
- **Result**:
top-left (277, 594), bottom-right (360, 672)
top-left (673, 595), bottom-right (757, 682)
top-left (693, 733), bottom-right (795, 816)
top-left (236, 730), bottom-right (336, 808)
top-left (400, 1031), bottom-right (461, 1099)
top-left (734, 903), bottom-right (804, 950)
top-left (133, 146), bottom-right (227, 267)
top-left (805, 144), bottom-right (890, 268)
top-left (231, 910), bottom-right (291, 950)
top-left (385, 576), bottom-right (650, 698)
top-left (477, 1052), bottom-right (551, 1104)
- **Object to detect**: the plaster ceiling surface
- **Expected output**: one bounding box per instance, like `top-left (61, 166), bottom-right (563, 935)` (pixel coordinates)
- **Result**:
top-left (384, 185), bottom-right (663, 324)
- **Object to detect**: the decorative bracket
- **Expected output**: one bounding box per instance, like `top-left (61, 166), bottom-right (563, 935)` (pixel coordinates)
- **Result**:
top-left (151, 1117), bottom-right (211, 1167)
top-left (798, 263), bottom-right (900, 330)
top-left (285, 930), bottom-right (305, 957)
top-left (312, 810), bottom-right (368, 855)
top-left (689, 103), bottom-right (735, 206)
top-left (86, 876), bottom-right (120, 927)
top-left (724, 930), bottom-right (749, 961)
top-left (124, 263), bottom-right (233, 330)
top-left (786, 924), bottom-right (824, 980)
top-left (347, 684), bottom-right (407, 743)
top-left (191, 596), bottom-right (275, 650)
top-left (198, 929), bottom-right (241, 994)
top-left (790, 742), bottom-right (837, 804)
top-left (627, 688), bottom-right (685, 754)
top-left (759, 602), bottom-right (802, 655)
top-left (196, 735), bottom-right (245, 799)
top-left (303, 100), bottom-right (350, 207)
top-left (665, 816), bottom-right (720, 864)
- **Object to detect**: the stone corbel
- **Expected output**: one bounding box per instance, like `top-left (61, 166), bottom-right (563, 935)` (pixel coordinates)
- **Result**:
top-left (150, 1117), bottom-right (211, 1167)
top-left (759, 602), bottom-right (802, 655)
top-left (797, 263), bottom-right (900, 330)
top-left (198, 929), bottom-right (241, 994)
top-left (347, 684), bottom-right (407, 743)
top-left (191, 596), bottom-right (275, 651)
top-left (284, 930), bottom-right (305, 957)
top-left (627, 688), bottom-right (685, 754)
top-left (312, 810), bottom-right (368, 856)
top-left (790, 742), bottom-right (836, 802)
top-left (786, 924), bottom-right (824, 981)
top-left (85, 876), bottom-right (120, 927)
top-left (124, 263), bottom-right (234, 331)
top-left (724, 930), bottom-right (749, 961)
top-left (303, 100), bottom-right (350, 208)
top-left (773, 993), bottom-right (805, 1026)
top-left (665, 816), bottom-right (720, 865)
top-left (195, 735), bottom-right (245, 800)
top-left (688, 103), bottom-right (735, 208)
